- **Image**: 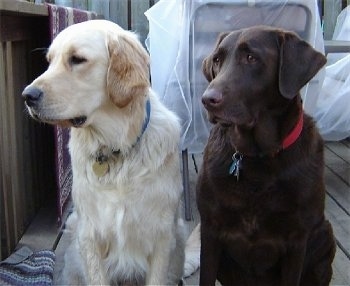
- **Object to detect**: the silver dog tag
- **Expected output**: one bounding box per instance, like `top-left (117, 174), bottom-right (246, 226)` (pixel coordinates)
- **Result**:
top-left (229, 152), bottom-right (243, 181)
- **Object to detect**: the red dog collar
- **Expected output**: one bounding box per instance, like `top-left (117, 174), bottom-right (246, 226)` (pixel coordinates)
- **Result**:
top-left (229, 112), bottom-right (304, 176)
top-left (282, 112), bottom-right (304, 150)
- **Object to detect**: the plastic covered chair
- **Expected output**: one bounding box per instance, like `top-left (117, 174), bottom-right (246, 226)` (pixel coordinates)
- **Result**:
top-left (314, 6), bottom-right (350, 141)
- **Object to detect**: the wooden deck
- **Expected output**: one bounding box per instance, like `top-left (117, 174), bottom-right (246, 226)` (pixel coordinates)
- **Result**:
top-left (324, 140), bottom-right (350, 285)
top-left (16, 140), bottom-right (350, 285)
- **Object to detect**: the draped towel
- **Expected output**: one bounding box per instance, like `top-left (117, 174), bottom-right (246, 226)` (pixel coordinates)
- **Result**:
top-left (47, 4), bottom-right (97, 225)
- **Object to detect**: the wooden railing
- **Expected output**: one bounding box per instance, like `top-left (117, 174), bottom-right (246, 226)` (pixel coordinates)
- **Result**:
top-left (42, 0), bottom-right (159, 44)
top-left (0, 1), bottom-right (56, 260)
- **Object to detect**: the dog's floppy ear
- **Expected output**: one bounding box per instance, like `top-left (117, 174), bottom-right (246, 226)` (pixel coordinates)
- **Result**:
top-left (107, 32), bottom-right (149, 108)
top-left (202, 32), bottom-right (229, 82)
top-left (278, 31), bottom-right (326, 99)
top-left (202, 56), bottom-right (215, 82)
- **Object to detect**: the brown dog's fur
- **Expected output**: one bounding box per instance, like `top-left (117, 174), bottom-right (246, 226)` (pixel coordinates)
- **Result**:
top-left (197, 26), bottom-right (336, 286)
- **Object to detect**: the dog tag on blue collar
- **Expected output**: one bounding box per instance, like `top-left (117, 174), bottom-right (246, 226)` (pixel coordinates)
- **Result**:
top-left (229, 152), bottom-right (243, 181)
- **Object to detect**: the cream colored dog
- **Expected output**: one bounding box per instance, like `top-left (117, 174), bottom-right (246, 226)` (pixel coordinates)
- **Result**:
top-left (22, 20), bottom-right (187, 285)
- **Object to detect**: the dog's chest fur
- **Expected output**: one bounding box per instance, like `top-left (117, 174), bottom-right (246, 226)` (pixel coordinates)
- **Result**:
top-left (66, 117), bottom-right (182, 281)
top-left (69, 137), bottom-right (180, 223)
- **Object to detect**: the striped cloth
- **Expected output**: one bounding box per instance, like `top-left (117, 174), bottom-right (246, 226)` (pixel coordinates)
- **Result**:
top-left (0, 247), bottom-right (55, 286)
top-left (46, 3), bottom-right (97, 226)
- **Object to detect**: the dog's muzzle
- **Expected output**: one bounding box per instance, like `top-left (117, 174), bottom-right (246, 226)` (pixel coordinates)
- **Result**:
top-left (22, 85), bottom-right (87, 127)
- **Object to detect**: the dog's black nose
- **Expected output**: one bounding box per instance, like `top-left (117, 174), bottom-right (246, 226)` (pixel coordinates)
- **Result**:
top-left (202, 88), bottom-right (223, 107)
top-left (22, 86), bottom-right (43, 107)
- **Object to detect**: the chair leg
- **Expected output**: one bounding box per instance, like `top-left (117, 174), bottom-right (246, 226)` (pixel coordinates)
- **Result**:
top-left (182, 149), bottom-right (192, 221)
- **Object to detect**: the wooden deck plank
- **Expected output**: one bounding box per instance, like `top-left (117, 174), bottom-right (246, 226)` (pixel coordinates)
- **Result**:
top-left (325, 142), bottom-right (350, 187)
top-left (326, 141), bottom-right (350, 165)
top-left (325, 159), bottom-right (350, 189)
top-left (17, 205), bottom-right (59, 252)
top-left (18, 199), bottom-right (73, 253)
top-left (324, 167), bottom-right (350, 215)
top-left (331, 246), bottom-right (350, 286)
top-left (324, 141), bottom-right (350, 285)
top-left (325, 194), bottom-right (350, 256)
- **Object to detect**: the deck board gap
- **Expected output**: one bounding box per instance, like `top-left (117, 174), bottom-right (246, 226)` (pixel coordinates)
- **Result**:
top-left (336, 237), bottom-right (350, 261)
top-left (325, 165), bottom-right (350, 188)
top-left (326, 190), bottom-right (350, 216)
top-left (325, 147), bottom-right (350, 166)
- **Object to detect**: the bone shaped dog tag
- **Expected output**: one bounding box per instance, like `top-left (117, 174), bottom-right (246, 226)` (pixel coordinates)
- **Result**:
top-left (92, 161), bottom-right (109, 177)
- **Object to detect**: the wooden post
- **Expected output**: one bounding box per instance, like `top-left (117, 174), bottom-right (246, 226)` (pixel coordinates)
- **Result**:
top-left (109, 0), bottom-right (128, 29)
top-left (130, 0), bottom-right (150, 46)
top-left (323, 0), bottom-right (342, 40)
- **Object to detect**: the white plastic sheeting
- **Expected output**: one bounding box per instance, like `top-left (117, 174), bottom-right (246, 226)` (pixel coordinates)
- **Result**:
top-left (146, 0), bottom-right (326, 153)
top-left (313, 6), bottom-right (350, 141)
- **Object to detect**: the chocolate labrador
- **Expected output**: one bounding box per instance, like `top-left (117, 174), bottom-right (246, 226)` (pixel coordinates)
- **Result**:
top-left (197, 26), bottom-right (336, 286)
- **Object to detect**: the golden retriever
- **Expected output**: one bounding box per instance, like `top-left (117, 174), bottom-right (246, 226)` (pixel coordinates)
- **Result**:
top-left (22, 19), bottom-right (187, 285)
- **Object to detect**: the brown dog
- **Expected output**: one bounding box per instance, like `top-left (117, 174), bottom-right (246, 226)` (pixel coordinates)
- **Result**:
top-left (197, 26), bottom-right (336, 286)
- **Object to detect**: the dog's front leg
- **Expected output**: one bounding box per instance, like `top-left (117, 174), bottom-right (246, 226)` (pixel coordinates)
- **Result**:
top-left (280, 240), bottom-right (307, 286)
top-left (146, 234), bottom-right (173, 285)
top-left (199, 224), bottom-right (221, 286)
top-left (79, 235), bottom-right (109, 285)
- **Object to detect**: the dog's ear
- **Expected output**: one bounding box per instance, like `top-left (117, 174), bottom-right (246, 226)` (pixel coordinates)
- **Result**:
top-left (202, 32), bottom-right (229, 82)
top-left (107, 32), bottom-right (149, 108)
top-left (278, 31), bottom-right (326, 99)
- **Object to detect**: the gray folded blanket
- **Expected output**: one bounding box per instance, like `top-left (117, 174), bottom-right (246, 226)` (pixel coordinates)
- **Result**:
top-left (0, 246), bottom-right (55, 286)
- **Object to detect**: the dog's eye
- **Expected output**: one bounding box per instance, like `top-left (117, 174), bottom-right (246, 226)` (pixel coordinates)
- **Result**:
top-left (213, 56), bottom-right (220, 65)
top-left (69, 55), bottom-right (87, 65)
top-left (247, 54), bottom-right (257, 63)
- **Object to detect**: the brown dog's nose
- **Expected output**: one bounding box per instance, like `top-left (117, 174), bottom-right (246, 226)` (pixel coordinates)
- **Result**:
top-left (22, 86), bottom-right (43, 107)
top-left (202, 88), bottom-right (223, 107)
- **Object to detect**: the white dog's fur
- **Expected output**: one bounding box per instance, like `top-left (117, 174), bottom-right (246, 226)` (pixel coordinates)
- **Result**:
top-left (22, 20), bottom-right (198, 285)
